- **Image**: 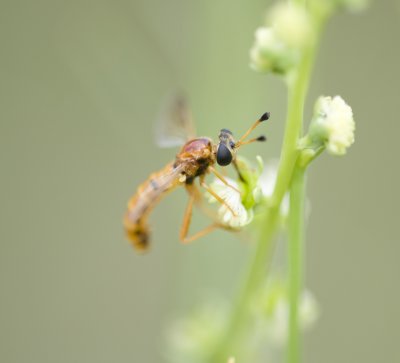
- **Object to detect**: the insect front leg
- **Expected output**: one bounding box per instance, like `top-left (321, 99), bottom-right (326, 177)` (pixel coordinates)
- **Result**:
top-left (199, 176), bottom-right (237, 216)
top-left (209, 165), bottom-right (241, 194)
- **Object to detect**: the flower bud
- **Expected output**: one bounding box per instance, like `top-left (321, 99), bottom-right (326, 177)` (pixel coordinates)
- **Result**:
top-left (249, 27), bottom-right (297, 74)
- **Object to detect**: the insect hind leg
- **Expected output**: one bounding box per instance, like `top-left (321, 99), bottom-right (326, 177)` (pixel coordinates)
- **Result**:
top-left (179, 191), bottom-right (195, 243)
top-left (180, 222), bottom-right (219, 244)
top-left (180, 184), bottom-right (222, 244)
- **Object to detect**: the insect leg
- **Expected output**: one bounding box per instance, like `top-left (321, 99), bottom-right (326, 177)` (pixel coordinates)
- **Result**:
top-left (179, 191), bottom-right (195, 243)
top-left (199, 177), bottom-right (237, 216)
top-left (180, 184), bottom-right (220, 243)
top-left (187, 183), bottom-right (223, 222)
top-left (209, 166), bottom-right (241, 194)
top-left (180, 222), bottom-right (220, 244)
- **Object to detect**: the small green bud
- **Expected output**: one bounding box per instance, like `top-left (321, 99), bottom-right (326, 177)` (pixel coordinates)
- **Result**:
top-left (249, 27), bottom-right (298, 74)
top-left (298, 147), bottom-right (317, 168)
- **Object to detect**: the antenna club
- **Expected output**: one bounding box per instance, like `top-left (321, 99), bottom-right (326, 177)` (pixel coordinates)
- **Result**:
top-left (260, 112), bottom-right (270, 121)
top-left (257, 135), bottom-right (267, 142)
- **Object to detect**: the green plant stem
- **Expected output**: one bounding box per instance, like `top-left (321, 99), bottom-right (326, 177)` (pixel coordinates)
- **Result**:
top-left (270, 48), bottom-right (315, 211)
top-left (210, 61), bottom-right (313, 362)
top-left (210, 210), bottom-right (279, 363)
top-left (282, 11), bottom-right (329, 361)
top-left (255, 22), bottom-right (321, 306)
top-left (211, 44), bottom-right (317, 363)
top-left (211, 8), bottom-right (328, 363)
top-left (288, 167), bottom-right (306, 363)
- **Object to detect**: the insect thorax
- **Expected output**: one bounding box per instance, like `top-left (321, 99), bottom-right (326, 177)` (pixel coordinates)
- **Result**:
top-left (181, 137), bottom-right (213, 153)
top-left (175, 137), bottom-right (215, 183)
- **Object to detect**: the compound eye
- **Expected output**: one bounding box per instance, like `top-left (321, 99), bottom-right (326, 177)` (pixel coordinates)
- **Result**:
top-left (216, 143), bottom-right (233, 166)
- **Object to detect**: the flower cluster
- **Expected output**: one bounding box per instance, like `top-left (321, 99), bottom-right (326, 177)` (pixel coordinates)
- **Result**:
top-left (207, 177), bottom-right (254, 228)
top-left (206, 156), bottom-right (262, 229)
top-left (307, 95), bottom-right (355, 156)
top-left (250, 2), bottom-right (311, 74)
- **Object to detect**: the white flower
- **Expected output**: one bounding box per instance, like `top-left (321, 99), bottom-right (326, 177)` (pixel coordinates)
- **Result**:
top-left (249, 3), bottom-right (312, 74)
top-left (207, 178), bottom-right (253, 229)
top-left (310, 95), bottom-right (355, 155)
top-left (268, 2), bottom-right (312, 48)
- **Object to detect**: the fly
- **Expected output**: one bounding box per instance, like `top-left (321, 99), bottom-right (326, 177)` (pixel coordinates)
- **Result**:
top-left (124, 97), bottom-right (270, 251)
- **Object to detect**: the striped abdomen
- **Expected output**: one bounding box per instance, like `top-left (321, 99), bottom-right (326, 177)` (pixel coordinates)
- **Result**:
top-left (123, 163), bottom-right (182, 251)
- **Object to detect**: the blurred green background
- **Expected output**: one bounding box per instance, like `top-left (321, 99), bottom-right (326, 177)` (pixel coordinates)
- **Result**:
top-left (1, 0), bottom-right (399, 362)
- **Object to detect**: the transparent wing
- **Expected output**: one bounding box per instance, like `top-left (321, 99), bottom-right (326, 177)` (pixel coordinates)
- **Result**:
top-left (154, 93), bottom-right (196, 148)
top-left (150, 162), bottom-right (185, 192)
top-left (127, 162), bottom-right (185, 224)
